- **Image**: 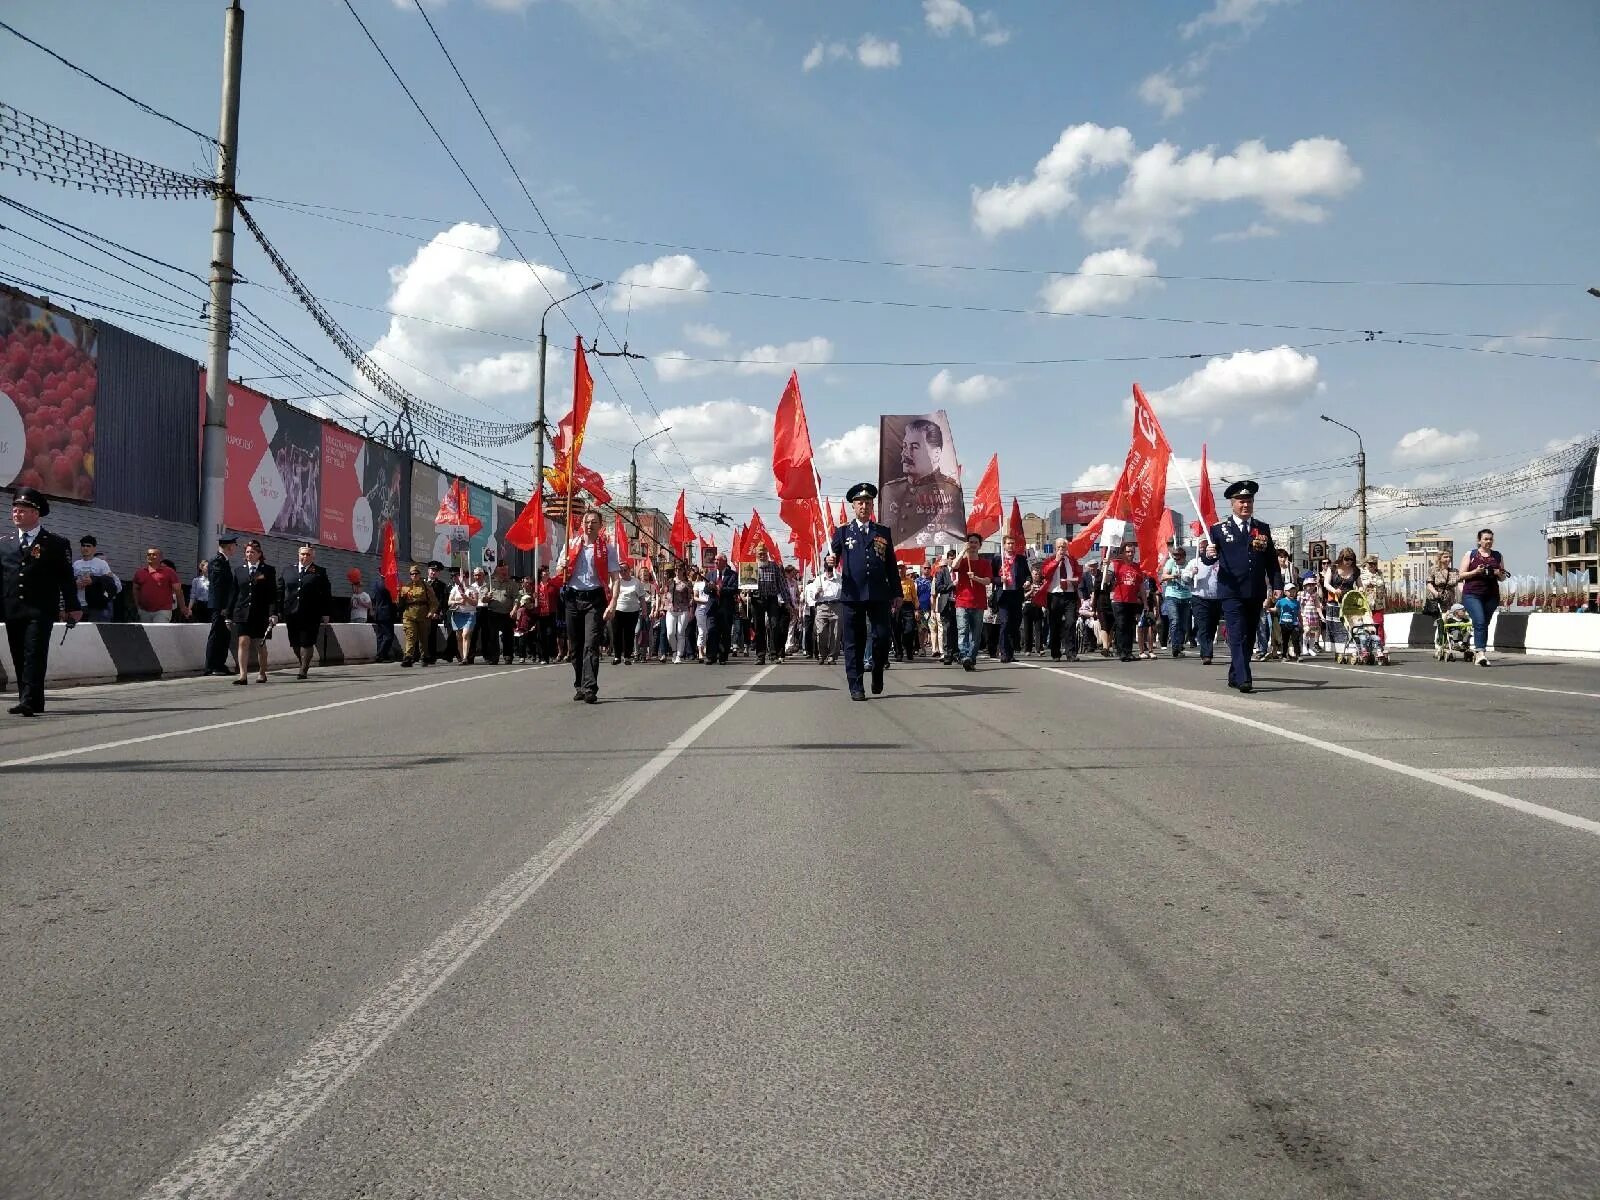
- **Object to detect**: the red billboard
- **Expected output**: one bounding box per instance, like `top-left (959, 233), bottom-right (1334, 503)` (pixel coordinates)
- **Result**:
top-left (319, 423), bottom-right (366, 551)
top-left (0, 290), bottom-right (97, 501)
top-left (1060, 490), bottom-right (1114, 525)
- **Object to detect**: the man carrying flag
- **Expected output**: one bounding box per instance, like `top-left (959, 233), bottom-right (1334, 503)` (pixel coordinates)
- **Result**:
top-left (564, 508), bottom-right (620, 703)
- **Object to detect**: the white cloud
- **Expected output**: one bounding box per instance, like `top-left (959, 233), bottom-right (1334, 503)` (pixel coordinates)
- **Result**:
top-left (653, 335), bottom-right (834, 383)
top-left (928, 368), bottom-right (1008, 406)
top-left (365, 221), bottom-right (567, 412)
top-left (924, 0), bottom-right (975, 36)
top-left (803, 41), bottom-right (848, 71)
top-left (1038, 248), bottom-right (1162, 313)
top-left (610, 254), bottom-right (710, 309)
top-left (971, 123), bottom-right (1136, 237)
top-left (1276, 478), bottom-right (1314, 504)
top-left (1082, 136), bottom-right (1362, 249)
top-left (977, 13), bottom-right (1011, 45)
top-left (1170, 454), bottom-right (1253, 484)
top-left (1212, 221), bottom-right (1280, 242)
top-left (856, 34), bottom-right (901, 68)
top-left (588, 399), bottom-right (774, 466)
top-left (818, 424), bottom-right (880, 473)
top-left (1072, 464), bottom-right (1121, 489)
top-left (1147, 345), bottom-right (1323, 421)
top-left (682, 322), bottom-right (730, 347)
top-left (694, 457), bottom-right (766, 493)
top-left (1182, 0), bottom-right (1293, 39)
top-left (1138, 69), bottom-right (1201, 119)
top-left (1392, 427), bottom-right (1481, 465)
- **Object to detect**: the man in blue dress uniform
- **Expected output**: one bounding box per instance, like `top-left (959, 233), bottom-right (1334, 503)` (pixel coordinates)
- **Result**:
top-left (1207, 479), bottom-right (1283, 694)
top-left (2, 487), bottom-right (82, 717)
top-left (829, 482), bottom-right (896, 701)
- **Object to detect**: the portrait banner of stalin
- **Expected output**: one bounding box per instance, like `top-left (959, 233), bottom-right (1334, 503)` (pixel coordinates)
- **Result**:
top-left (877, 411), bottom-right (969, 553)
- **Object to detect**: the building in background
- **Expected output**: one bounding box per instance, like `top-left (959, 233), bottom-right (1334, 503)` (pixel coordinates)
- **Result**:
top-left (1544, 444), bottom-right (1599, 608)
top-left (1020, 511), bottom-right (1049, 550)
top-left (1394, 529), bottom-right (1455, 602)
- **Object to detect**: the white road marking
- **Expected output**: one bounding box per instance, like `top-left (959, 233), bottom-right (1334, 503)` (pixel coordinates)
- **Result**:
top-left (1025, 664), bottom-right (1600, 840)
top-left (0, 667), bottom-right (544, 770)
top-left (1441, 766), bottom-right (1600, 781)
top-left (1292, 659), bottom-right (1600, 701)
top-left (136, 664), bottom-right (775, 1200)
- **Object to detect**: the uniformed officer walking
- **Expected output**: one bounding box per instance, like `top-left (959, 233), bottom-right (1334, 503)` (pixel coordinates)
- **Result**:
top-left (829, 482), bottom-right (897, 700)
top-left (1206, 479), bottom-right (1283, 694)
top-left (1, 488), bottom-right (82, 717)
top-left (203, 534), bottom-right (239, 676)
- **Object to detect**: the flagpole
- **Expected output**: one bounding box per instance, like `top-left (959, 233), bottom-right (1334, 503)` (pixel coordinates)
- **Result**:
top-left (1167, 455), bottom-right (1203, 532)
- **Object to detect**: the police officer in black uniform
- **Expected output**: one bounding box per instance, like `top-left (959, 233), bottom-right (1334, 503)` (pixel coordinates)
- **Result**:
top-left (2, 488), bottom-right (82, 716)
top-left (203, 534), bottom-right (239, 676)
top-left (829, 482), bottom-right (897, 701)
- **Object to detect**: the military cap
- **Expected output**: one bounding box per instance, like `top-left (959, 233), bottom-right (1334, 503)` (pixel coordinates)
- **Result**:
top-left (218, 534), bottom-right (239, 545)
top-left (10, 486), bottom-right (49, 517)
top-left (1223, 479), bottom-right (1259, 500)
top-left (427, 560), bottom-right (445, 570)
top-left (846, 482), bottom-right (878, 502)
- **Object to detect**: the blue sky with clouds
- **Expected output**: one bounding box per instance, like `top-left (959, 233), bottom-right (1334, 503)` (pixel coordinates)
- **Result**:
top-left (6, 0), bottom-right (1597, 564)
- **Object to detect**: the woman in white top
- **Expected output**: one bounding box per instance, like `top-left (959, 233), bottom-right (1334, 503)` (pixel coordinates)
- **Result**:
top-left (447, 573), bottom-right (481, 662)
top-left (691, 569), bottom-right (710, 662)
top-left (1182, 542), bottom-right (1222, 665)
top-left (606, 561), bottom-right (647, 665)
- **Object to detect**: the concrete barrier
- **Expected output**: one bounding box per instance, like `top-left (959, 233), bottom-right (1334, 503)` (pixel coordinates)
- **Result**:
top-left (0, 621), bottom-right (389, 691)
top-left (1376, 611), bottom-right (1600, 660)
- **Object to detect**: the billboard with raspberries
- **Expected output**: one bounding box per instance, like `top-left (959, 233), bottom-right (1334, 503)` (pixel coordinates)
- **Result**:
top-left (0, 289), bottom-right (97, 502)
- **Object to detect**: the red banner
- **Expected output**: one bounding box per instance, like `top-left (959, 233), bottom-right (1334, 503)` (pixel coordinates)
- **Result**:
top-left (1060, 490), bottom-right (1114, 525)
top-left (319, 424), bottom-right (366, 551)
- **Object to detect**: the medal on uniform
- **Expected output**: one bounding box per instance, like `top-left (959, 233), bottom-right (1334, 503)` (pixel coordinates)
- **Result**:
top-left (845, 536), bottom-right (857, 550)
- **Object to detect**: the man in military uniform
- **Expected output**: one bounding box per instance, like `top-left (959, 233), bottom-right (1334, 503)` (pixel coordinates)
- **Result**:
top-left (203, 534), bottom-right (239, 676)
top-left (280, 544), bottom-right (332, 681)
top-left (879, 418), bottom-right (966, 551)
top-left (397, 563), bottom-right (438, 667)
top-left (829, 482), bottom-right (897, 701)
top-left (1, 488), bottom-right (82, 716)
top-left (1206, 479), bottom-right (1283, 694)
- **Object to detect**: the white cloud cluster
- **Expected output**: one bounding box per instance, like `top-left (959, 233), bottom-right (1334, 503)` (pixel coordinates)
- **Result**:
top-left (610, 254), bottom-right (710, 310)
top-left (928, 368), bottom-right (1008, 405)
top-left (1392, 427), bottom-right (1481, 465)
top-left (923, 0), bottom-right (1010, 45)
top-left (1073, 454), bottom-right (1253, 494)
top-left (1181, 0), bottom-right (1294, 39)
top-left (682, 323), bottom-right (730, 347)
top-left (1147, 346), bottom-right (1323, 421)
top-left (654, 336), bottom-right (834, 382)
top-left (971, 124), bottom-right (1136, 237)
top-left (588, 398), bottom-right (774, 466)
top-left (1139, 0), bottom-right (1295, 118)
top-left (1138, 69), bottom-right (1202, 120)
top-left (1038, 248), bottom-right (1162, 314)
top-left (804, 34), bottom-right (900, 71)
top-left (817, 424), bottom-right (879, 473)
top-left (366, 221), bottom-right (567, 407)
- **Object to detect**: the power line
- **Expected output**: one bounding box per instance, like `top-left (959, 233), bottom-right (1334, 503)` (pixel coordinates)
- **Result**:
top-left (251, 196), bottom-right (1585, 291)
top-left (0, 18), bottom-right (219, 147)
top-left (0, 101), bottom-right (213, 198)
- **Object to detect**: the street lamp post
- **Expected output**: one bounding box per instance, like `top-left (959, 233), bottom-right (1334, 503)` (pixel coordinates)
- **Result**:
top-left (629, 426), bottom-right (672, 561)
top-left (533, 282), bottom-right (603, 575)
top-left (1320, 414), bottom-right (1368, 561)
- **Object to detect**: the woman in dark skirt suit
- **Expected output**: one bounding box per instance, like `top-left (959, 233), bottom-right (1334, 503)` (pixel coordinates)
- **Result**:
top-left (231, 539), bottom-right (278, 684)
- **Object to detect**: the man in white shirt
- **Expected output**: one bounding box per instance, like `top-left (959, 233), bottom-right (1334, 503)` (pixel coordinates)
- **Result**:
top-left (810, 555), bottom-right (843, 665)
top-left (564, 510), bottom-right (621, 702)
top-left (73, 535), bottom-right (120, 622)
top-left (1041, 538), bottom-right (1082, 661)
top-left (1182, 540), bottom-right (1222, 665)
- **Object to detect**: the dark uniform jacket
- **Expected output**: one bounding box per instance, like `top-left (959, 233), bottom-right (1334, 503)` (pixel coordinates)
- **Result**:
top-left (994, 552), bottom-right (1033, 595)
top-left (1207, 517), bottom-right (1284, 600)
top-left (206, 553), bottom-right (238, 617)
top-left (1, 527), bottom-right (77, 619)
top-left (829, 520), bottom-right (897, 605)
top-left (232, 562), bottom-right (279, 626)
top-left (280, 563), bottom-right (332, 624)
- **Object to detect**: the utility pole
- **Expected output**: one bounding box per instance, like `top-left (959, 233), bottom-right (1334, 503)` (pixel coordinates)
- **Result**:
top-left (533, 282), bottom-right (603, 575)
top-left (1320, 414), bottom-right (1368, 561)
top-left (197, 0), bottom-right (244, 562)
top-left (628, 425), bottom-right (672, 555)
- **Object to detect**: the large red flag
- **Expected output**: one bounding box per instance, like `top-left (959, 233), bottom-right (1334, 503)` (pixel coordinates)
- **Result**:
top-left (1067, 474), bottom-right (1129, 559)
top-left (773, 373), bottom-right (823, 566)
top-left (670, 490), bottom-right (693, 558)
top-left (545, 337), bottom-right (596, 501)
top-left (967, 454), bottom-right (1002, 538)
top-left (1197, 441), bottom-right (1221, 530)
top-left (1126, 384), bottom-right (1173, 571)
top-left (614, 513), bottom-right (631, 562)
top-left (1006, 497), bottom-right (1025, 546)
top-left (731, 524), bottom-right (748, 564)
top-left (1156, 507), bottom-right (1175, 555)
top-left (837, 499), bottom-right (849, 528)
top-left (380, 520), bottom-right (400, 600)
top-left (434, 477), bottom-right (484, 538)
top-left (506, 490), bottom-right (545, 551)
top-left (748, 509), bottom-right (782, 562)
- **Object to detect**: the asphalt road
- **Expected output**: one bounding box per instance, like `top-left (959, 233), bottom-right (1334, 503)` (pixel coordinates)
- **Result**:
top-left (3, 644), bottom-right (1597, 1199)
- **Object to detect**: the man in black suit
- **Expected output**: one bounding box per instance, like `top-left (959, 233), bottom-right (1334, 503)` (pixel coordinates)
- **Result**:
top-left (2, 488), bottom-right (82, 716)
top-left (203, 534), bottom-right (239, 676)
top-left (280, 543), bottom-right (332, 681)
top-left (993, 533), bottom-right (1032, 663)
top-left (703, 552), bottom-right (740, 666)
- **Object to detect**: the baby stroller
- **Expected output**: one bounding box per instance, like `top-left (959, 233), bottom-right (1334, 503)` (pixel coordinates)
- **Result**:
top-left (1333, 590), bottom-right (1384, 665)
top-left (1434, 603), bottom-right (1474, 663)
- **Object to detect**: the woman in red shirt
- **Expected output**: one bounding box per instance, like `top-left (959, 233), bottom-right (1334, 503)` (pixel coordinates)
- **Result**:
top-left (1107, 543), bottom-right (1149, 662)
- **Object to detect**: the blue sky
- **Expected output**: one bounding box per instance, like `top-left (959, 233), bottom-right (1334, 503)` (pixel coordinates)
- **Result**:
top-left (5, 0), bottom-right (1598, 566)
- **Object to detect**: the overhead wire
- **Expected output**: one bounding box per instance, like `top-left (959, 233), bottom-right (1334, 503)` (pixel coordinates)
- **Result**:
top-left (0, 102), bottom-right (213, 198)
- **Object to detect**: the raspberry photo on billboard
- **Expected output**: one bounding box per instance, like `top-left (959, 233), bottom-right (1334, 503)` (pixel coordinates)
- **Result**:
top-left (0, 287), bottom-right (97, 502)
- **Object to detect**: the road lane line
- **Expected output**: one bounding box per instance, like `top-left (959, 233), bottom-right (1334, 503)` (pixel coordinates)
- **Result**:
top-left (136, 664), bottom-right (776, 1200)
top-left (1292, 659), bottom-right (1600, 701)
top-left (1023, 664), bottom-right (1600, 840)
top-left (1441, 766), bottom-right (1600, 781)
top-left (0, 667), bottom-right (545, 770)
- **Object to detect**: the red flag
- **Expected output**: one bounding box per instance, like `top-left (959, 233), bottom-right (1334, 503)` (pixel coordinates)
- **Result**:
top-left (434, 477), bottom-right (484, 538)
top-left (380, 520), bottom-right (400, 600)
top-left (670, 490), bottom-right (693, 558)
top-left (1188, 519), bottom-right (1205, 538)
top-left (748, 509), bottom-right (782, 562)
top-left (772, 373), bottom-right (818, 501)
top-left (731, 524), bottom-right (747, 564)
top-left (1006, 497), bottom-right (1025, 546)
top-left (1127, 384), bottom-right (1173, 571)
top-left (1197, 442), bottom-right (1221, 530)
top-left (967, 454), bottom-right (1002, 538)
top-left (506, 490), bottom-right (545, 551)
top-left (1156, 507), bottom-right (1175, 554)
top-left (837, 499), bottom-right (848, 528)
top-left (1066, 474), bottom-right (1129, 559)
top-left (614, 513), bottom-right (631, 562)
top-left (545, 338), bottom-right (595, 501)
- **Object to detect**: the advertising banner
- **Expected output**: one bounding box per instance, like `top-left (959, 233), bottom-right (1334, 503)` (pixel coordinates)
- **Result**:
top-left (466, 482), bottom-right (494, 568)
top-left (1060, 490), bottom-right (1114, 526)
top-left (877, 411), bottom-right (966, 552)
top-left (409, 462), bottom-right (446, 564)
top-left (362, 443), bottom-right (409, 557)
top-left (211, 378), bottom-right (322, 539)
top-left (319, 424), bottom-right (366, 551)
top-left (0, 288), bottom-right (97, 501)
top-left (487, 494), bottom-right (517, 570)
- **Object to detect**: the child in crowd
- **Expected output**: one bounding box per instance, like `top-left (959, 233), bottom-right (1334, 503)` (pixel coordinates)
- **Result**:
top-left (1273, 583), bottom-right (1303, 662)
top-left (1299, 573), bottom-right (1324, 658)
